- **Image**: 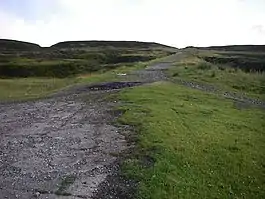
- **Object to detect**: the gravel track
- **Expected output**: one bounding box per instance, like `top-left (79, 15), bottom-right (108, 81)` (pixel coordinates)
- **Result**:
top-left (0, 53), bottom-right (264, 199)
top-left (0, 57), bottom-right (173, 199)
top-left (0, 91), bottom-right (130, 199)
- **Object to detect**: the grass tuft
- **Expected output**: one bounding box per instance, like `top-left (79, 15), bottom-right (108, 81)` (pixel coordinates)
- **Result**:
top-left (55, 175), bottom-right (76, 196)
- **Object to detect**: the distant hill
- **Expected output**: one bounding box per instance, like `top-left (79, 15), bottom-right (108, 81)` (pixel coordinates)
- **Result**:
top-left (0, 39), bottom-right (177, 52)
top-left (51, 40), bottom-right (175, 49)
top-left (0, 39), bottom-right (177, 78)
top-left (0, 39), bottom-right (41, 51)
top-left (186, 45), bottom-right (265, 52)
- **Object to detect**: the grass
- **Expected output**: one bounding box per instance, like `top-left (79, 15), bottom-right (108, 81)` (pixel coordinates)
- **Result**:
top-left (0, 46), bottom-right (174, 78)
top-left (0, 61), bottom-right (147, 101)
top-left (0, 52), bottom-right (174, 101)
top-left (78, 62), bottom-right (146, 83)
top-left (55, 174), bottom-right (76, 196)
top-left (0, 78), bottom-right (76, 101)
top-left (118, 82), bottom-right (265, 199)
top-left (0, 49), bottom-right (170, 101)
top-left (169, 53), bottom-right (265, 100)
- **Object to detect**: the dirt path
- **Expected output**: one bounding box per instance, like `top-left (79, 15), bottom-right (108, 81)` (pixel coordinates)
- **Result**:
top-left (0, 53), bottom-right (264, 199)
top-left (0, 56), bottom-right (175, 199)
top-left (0, 91), bottom-right (129, 199)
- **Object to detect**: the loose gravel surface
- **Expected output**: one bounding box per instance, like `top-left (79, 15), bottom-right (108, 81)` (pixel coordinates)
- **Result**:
top-left (0, 90), bottom-right (130, 199)
top-left (0, 57), bottom-right (174, 199)
top-left (1, 53), bottom-right (264, 199)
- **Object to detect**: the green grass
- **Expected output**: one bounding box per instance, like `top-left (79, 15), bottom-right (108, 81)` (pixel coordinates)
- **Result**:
top-left (0, 47), bottom-right (174, 78)
top-left (0, 78), bottom-right (76, 101)
top-left (0, 62), bottom-right (147, 101)
top-left (55, 174), bottom-right (76, 196)
top-left (169, 54), bottom-right (265, 100)
top-left (0, 50), bottom-right (170, 101)
top-left (118, 82), bottom-right (265, 199)
top-left (78, 62), bottom-right (146, 83)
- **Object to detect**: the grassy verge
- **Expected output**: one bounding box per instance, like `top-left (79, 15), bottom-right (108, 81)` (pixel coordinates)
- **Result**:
top-left (0, 50), bottom-right (177, 101)
top-left (118, 82), bottom-right (265, 199)
top-left (0, 48), bottom-right (174, 78)
top-left (77, 62), bottom-right (146, 83)
top-left (0, 62), bottom-right (147, 101)
top-left (0, 78), bottom-right (77, 101)
top-left (0, 52), bottom-right (174, 101)
top-left (168, 52), bottom-right (265, 100)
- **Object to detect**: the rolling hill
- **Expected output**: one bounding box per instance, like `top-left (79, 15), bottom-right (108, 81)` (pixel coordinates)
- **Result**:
top-left (0, 39), bottom-right (41, 51)
top-left (187, 45), bottom-right (265, 52)
top-left (0, 39), bottom-right (177, 78)
top-left (51, 40), bottom-right (175, 49)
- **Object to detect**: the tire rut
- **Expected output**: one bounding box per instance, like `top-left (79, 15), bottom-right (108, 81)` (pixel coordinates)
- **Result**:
top-left (173, 78), bottom-right (265, 109)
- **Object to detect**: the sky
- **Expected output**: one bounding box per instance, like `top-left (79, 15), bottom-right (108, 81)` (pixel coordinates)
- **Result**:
top-left (0, 0), bottom-right (265, 47)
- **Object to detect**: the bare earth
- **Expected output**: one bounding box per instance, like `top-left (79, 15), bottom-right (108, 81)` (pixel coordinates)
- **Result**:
top-left (0, 53), bottom-right (264, 199)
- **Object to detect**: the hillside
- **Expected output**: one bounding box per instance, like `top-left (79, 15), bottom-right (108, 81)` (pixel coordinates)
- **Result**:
top-left (0, 39), bottom-right (41, 51)
top-left (51, 40), bottom-right (175, 50)
top-left (0, 39), bottom-right (177, 78)
top-left (0, 37), bottom-right (264, 199)
top-left (187, 45), bottom-right (265, 52)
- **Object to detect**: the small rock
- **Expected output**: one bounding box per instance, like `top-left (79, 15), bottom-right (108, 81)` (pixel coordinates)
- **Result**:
top-left (35, 192), bottom-right (41, 197)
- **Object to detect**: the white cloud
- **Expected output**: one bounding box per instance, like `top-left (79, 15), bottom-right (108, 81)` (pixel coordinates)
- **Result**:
top-left (1, 0), bottom-right (265, 47)
top-left (252, 25), bottom-right (265, 34)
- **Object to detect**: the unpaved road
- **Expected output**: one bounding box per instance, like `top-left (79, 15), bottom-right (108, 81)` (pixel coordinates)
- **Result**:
top-left (0, 55), bottom-right (176, 199)
top-left (0, 91), bottom-right (128, 199)
top-left (0, 53), bottom-right (264, 199)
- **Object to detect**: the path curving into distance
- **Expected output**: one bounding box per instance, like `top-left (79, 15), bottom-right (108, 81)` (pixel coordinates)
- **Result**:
top-left (0, 52), bottom-right (264, 199)
top-left (0, 55), bottom-right (175, 199)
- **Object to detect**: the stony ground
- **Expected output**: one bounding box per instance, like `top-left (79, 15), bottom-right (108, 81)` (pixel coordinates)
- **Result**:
top-left (0, 53), bottom-right (264, 199)
top-left (0, 90), bottom-right (129, 199)
top-left (0, 55), bottom-right (177, 199)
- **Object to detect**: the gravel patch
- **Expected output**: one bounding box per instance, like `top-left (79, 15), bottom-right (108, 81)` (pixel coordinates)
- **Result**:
top-left (0, 91), bottom-right (128, 199)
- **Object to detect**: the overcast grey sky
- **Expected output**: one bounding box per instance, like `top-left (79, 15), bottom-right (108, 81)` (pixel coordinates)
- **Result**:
top-left (0, 0), bottom-right (265, 47)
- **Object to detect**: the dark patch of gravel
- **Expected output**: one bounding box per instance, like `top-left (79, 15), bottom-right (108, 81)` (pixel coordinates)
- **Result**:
top-left (78, 82), bottom-right (143, 91)
top-left (92, 160), bottom-right (137, 199)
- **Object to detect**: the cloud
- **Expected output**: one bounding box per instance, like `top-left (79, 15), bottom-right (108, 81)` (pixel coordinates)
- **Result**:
top-left (252, 25), bottom-right (265, 35)
top-left (0, 0), bottom-right (265, 47)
